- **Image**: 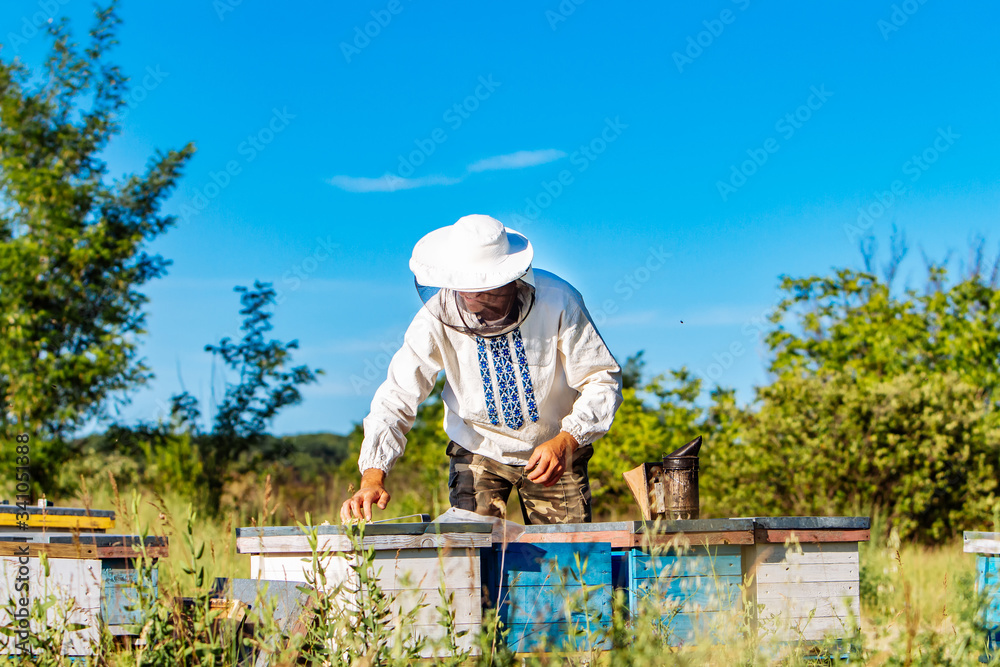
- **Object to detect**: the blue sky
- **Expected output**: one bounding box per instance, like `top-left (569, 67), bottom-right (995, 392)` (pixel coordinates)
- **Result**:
top-left (3, 1), bottom-right (998, 436)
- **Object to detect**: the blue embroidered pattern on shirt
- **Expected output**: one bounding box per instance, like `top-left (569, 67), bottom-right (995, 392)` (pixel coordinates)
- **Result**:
top-left (511, 328), bottom-right (539, 423)
top-left (475, 336), bottom-right (500, 426)
top-left (488, 335), bottom-right (524, 429)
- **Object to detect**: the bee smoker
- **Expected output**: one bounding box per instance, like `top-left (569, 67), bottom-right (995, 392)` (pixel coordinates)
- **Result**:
top-left (623, 435), bottom-right (702, 520)
top-left (659, 435), bottom-right (701, 520)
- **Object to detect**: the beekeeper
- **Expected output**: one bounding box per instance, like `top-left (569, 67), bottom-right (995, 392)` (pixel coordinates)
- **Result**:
top-left (340, 214), bottom-right (623, 524)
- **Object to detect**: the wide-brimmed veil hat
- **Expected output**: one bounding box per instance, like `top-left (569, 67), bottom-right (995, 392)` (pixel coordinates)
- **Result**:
top-left (409, 214), bottom-right (533, 291)
top-left (410, 215), bottom-right (536, 337)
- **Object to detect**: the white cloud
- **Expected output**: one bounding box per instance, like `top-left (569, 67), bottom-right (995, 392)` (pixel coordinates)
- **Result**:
top-left (467, 149), bottom-right (567, 173)
top-left (329, 148), bottom-right (566, 193)
top-left (328, 173), bottom-right (463, 193)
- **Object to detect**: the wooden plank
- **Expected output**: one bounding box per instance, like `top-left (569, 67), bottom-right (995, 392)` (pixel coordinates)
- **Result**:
top-left (237, 522), bottom-right (491, 538)
top-left (0, 542), bottom-right (98, 559)
top-left (633, 574), bottom-right (744, 598)
top-left (630, 553), bottom-right (741, 579)
top-left (759, 595), bottom-right (860, 619)
top-left (636, 519), bottom-right (755, 534)
top-left (388, 548), bottom-right (481, 591)
top-left (499, 584), bottom-right (612, 622)
top-left (751, 542), bottom-right (858, 565)
top-left (405, 623), bottom-right (482, 656)
top-left (257, 554), bottom-right (355, 594)
top-left (964, 539), bottom-right (1000, 554)
top-left (0, 506), bottom-right (113, 517)
top-left (506, 567), bottom-right (610, 588)
top-left (757, 613), bottom-right (859, 642)
top-left (96, 546), bottom-right (169, 558)
top-left (497, 543), bottom-right (611, 587)
top-left (521, 521), bottom-right (638, 534)
top-left (634, 544), bottom-right (743, 557)
top-left (503, 620), bottom-right (612, 653)
top-left (633, 576), bottom-right (743, 613)
top-left (754, 562), bottom-right (858, 584)
top-left (754, 527), bottom-right (870, 544)
top-left (0, 514), bottom-right (115, 530)
top-left (740, 544), bottom-right (758, 603)
top-left (644, 610), bottom-right (739, 646)
top-left (388, 586), bottom-right (482, 625)
top-left (517, 530), bottom-right (634, 548)
top-left (756, 581), bottom-right (858, 600)
top-left (753, 517), bottom-right (869, 531)
top-left (635, 530), bottom-right (754, 547)
top-left (47, 535), bottom-right (167, 548)
top-left (236, 532), bottom-right (490, 554)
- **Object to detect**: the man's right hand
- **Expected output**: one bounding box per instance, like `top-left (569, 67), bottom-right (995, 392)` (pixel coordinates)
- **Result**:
top-left (340, 468), bottom-right (391, 522)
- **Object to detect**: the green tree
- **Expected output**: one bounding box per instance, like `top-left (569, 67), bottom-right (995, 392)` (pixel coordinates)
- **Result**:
top-left (703, 259), bottom-right (1000, 542)
top-left (201, 283), bottom-right (322, 447)
top-left (170, 281), bottom-right (323, 507)
top-left (766, 265), bottom-right (1000, 397)
top-left (0, 3), bottom-right (195, 445)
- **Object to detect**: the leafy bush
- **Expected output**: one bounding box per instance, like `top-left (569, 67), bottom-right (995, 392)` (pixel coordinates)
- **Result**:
top-left (704, 370), bottom-right (999, 541)
top-left (703, 261), bottom-right (1000, 541)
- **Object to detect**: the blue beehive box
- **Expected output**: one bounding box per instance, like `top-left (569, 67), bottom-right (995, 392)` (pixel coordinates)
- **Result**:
top-left (977, 556), bottom-right (1000, 646)
top-left (49, 535), bottom-right (168, 634)
top-left (628, 543), bottom-right (743, 646)
top-left (964, 532), bottom-right (1000, 650)
top-left (98, 559), bottom-right (159, 626)
top-left (486, 542), bottom-right (612, 652)
top-left (49, 534), bottom-right (166, 630)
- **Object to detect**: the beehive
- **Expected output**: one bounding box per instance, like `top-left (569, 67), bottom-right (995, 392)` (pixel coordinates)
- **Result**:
top-left (236, 522), bottom-right (490, 656)
top-left (508, 519), bottom-right (752, 648)
top-left (627, 519), bottom-right (751, 645)
top-left (742, 516), bottom-right (869, 646)
top-left (0, 533), bottom-right (166, 656)
top-left (485, 541), bottom-right (612, 652)
top-left (963, 531), bottom-right (1000, 650)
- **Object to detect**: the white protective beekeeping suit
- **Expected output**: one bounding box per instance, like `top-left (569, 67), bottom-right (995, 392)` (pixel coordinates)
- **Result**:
top-left (358, 214), bottom-right (622, 474)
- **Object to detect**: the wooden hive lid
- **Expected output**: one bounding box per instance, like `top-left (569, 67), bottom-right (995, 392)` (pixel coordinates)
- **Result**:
top-left (235, 522), bottom-right (493, 554)
top-left (0, 505), bottom-right (115, 531)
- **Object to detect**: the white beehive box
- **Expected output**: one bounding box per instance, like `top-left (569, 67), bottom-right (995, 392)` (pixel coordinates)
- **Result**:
top-left (236, 522), bottom-right (491, 656)
top-left (0, 548), bottom-right (101, 656)
top-left (742, 516), bottom-right (869, 647)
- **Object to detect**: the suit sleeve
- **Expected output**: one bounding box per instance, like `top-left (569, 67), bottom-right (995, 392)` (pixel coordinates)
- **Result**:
top-left (557, 292), bottom-right (623, 446)
top-left (358, 313), bottom-right (444, 473)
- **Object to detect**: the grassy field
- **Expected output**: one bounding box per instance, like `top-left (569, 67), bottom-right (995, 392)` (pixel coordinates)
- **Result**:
top-left (10, 481), bottom-right (995, 665)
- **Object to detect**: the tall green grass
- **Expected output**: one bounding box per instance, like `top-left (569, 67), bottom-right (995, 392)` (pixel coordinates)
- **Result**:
top-left (7, 477), bottom-right (1000, 665)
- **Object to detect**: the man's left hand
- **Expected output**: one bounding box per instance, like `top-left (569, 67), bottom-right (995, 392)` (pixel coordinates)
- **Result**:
top-left (526, 432), bottom-right (579, 487)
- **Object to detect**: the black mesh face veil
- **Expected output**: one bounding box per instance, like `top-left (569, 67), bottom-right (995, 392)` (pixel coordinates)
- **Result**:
top-left (416, 269), bottom-right (536, 338)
